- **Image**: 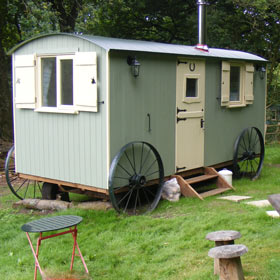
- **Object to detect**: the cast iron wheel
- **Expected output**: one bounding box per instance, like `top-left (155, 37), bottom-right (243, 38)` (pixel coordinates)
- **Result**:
top-left (109, 141), bottom-right (164, 215)
top-left (233, 127), bottom-right (265, 180)
top-left (5, 145), bottom-right (42, 200)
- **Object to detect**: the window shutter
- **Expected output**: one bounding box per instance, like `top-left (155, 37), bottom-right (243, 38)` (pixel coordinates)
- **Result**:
top-left (221, 61), bottom-right (230, 106)
top-left (74, 52), bottom-right (98, 112)
top-left (244, 63), bottom-right (254, 104)
top-left (14, 55), bottom-right (36, 109)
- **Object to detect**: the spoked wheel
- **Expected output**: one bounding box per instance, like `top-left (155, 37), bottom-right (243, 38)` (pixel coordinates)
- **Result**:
top-left (5, 146), bottom-right (42, 200)
top-left (109, 141), bottom-right (164, 215)
top-left (233, 127), bottom-right (265, 180)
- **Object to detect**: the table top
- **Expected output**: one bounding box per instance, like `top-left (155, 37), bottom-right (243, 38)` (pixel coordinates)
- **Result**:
top-left (21, 215), bottom-right (83, 233)
top-left (206, 230), bottom-right (241, 242)
top-left (268, 194), bottom-right (280, 214)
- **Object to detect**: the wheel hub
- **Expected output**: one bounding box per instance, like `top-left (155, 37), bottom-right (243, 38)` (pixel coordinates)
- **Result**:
top-left (243, 150), bottom-right (256, 160)
top-left (129, 174), bottom-right (147, 187)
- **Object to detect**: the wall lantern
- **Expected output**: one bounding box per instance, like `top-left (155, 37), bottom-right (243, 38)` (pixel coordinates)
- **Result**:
top-left (127, 56), bottom-right (141, 78)
top-left (256, 65), bottom-right (266, 80)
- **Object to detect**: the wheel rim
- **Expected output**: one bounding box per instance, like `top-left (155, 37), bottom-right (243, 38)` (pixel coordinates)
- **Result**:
top-left (5, 146), bottom-right (42, 200)
top-left (109, 141), bottom-right (164, 215)
top-left (233, 127), bottom-right (265, 180)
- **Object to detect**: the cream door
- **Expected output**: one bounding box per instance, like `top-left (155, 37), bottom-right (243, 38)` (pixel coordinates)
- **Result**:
top-left (176, 59), bottom-right (205, 172)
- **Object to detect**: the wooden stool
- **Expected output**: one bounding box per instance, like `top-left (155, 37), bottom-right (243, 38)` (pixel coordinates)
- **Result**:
top-left (208, 244), bottom-right (248, 280)
top-left (206, 230), bottom-right (241, 275)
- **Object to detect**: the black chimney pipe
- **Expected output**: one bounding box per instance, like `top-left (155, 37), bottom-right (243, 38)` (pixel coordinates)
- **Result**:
top-left (196, 0), bottom-right (208, 51)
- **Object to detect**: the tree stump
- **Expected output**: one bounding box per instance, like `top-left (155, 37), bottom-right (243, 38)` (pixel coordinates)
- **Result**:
top-left (208, 244), bottom-right (248, 280)
top-left (206, 230), bottom-right (241, 275)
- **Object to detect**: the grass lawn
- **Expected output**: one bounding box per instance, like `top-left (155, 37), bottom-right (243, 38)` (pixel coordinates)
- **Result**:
top-left (1, 144), bottom-right (280, 279)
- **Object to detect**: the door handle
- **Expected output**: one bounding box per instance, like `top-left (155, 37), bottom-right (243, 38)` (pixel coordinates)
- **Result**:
top-left (200, 119), bottom-right (205, 128)
top-left (147, 113), bottom-right (151, 132)
top-left (176, 166), bottom-right (186, 172)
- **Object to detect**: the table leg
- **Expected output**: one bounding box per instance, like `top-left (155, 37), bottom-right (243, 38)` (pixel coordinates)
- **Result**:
top-left (26, 232), bottom-right (43, 280)
top-left (70, 227), bottom-right (89, 274)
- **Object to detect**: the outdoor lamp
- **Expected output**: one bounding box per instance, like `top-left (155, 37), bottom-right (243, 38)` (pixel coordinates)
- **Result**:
top-left (127, 56), bottom-right (141, 77)
top-left (257, 65), bottom-right (266, 80)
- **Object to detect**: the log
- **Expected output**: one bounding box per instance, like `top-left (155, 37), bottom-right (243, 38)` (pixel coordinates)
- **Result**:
top-left (206, 230), bottom-right (241, 275)
top-left (208, 245), bottom-right (248, 280)
top-left (13, 199), bottom-right (70, 211)
top-left (13, 199), bottom-right (113, 211)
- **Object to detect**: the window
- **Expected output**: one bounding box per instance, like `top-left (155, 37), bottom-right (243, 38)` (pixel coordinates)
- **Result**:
top-left (183, 74), bottom-right (201, 103)
top-left (186, 78), bottom-right (197, 98)
top-left (40, 55), bottom-right (75, 109)
top-left (229, 66), bottom-right (240, 101)
top-left (14, 52), bottom-right (98, 113)
top-left (41, 57), bottom-right (57, 107)
top-left (221, 61), bottom-right (254, 108)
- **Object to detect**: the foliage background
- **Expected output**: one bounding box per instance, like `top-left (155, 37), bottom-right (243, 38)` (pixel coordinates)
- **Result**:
top-left (1, 0), bottom-right (280, 138)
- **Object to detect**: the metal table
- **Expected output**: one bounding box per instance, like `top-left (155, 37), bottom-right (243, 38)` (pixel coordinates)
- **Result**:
top-left (21, 215), bottom-right (89, 280)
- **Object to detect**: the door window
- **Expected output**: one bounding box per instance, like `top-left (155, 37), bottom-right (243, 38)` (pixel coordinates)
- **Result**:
top-left (186, 78), bottom-right (198, 98)
top-left (183, 74), bottom-right (200, 103)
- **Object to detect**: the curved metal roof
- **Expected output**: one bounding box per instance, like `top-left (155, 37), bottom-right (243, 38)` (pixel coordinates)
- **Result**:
top-left (8, 32), bottom-right (267, 62)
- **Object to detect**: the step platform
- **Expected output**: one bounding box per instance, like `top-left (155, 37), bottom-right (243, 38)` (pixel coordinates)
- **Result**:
top-left (173, 167), bottom-right (234, 200)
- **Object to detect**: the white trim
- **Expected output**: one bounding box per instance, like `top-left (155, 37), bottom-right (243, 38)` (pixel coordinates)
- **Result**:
top-left (106, 51), bottom-right (110, 190)
top-left (16, 103), bottom-right (37, 109)
top-left (34, 107), bottom-right (79, 114)
top-left (12, 54), bottom-right (17, 173)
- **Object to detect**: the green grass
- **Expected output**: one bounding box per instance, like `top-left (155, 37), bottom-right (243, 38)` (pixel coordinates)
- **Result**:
top-left (1, 144), bottom-right (280, 279)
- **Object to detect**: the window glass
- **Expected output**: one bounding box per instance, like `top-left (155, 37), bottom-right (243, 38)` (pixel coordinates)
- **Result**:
top-left (186, 78), bottom-right (197, 97)
top-left (61, 59), bottom-right (73, 105)
top-left (230, 66), bottom-right (240, 101)
top-left (42, 57), bottom-right (57, 107)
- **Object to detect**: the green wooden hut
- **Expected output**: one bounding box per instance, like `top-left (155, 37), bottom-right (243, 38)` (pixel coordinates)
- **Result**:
top-left (6, 32), bottom-right (267, 214)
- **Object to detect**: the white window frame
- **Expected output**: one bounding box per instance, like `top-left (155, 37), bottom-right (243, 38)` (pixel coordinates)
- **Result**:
top-left (14, 52), bottom-right (98, 113)
top-left (182, 74), bottom-right (201, 104)
top-left (36, 54), bottom-right (76, 113)
top-left (221, 61), bottom-right (254, 108)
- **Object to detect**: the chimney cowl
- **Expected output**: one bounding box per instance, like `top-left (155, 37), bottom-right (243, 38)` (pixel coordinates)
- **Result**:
top-left (196, 0), bottom-right (208, 52)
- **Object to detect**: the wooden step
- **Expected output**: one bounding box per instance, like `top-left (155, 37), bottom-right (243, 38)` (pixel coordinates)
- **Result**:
top-left (185, 174), bottom-right (218, 185)
top-left (173, 167), bottom-right (234, 200)
top-left (200, 188), bottom-right (232, 198)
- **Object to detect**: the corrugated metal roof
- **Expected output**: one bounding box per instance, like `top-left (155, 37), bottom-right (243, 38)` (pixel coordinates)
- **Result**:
top-left (9, 32), bottom-right (267, 62)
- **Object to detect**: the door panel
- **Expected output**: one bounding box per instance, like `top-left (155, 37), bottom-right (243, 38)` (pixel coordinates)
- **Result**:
top-left (176, 59), bottom-right (205, 171)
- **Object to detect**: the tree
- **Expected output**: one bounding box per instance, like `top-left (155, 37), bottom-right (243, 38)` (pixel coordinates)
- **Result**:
top-left (77, 0), bottom-right (198, 44)
top-left (43, 0), bottom-right (84, 32)
top-left (1, 0), bottom-right (280, 140)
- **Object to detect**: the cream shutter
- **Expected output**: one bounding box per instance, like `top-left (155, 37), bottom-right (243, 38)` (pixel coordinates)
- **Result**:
top-left (244, 63), bottom-right (254, 104)
top-left (74, 52), bottom-right (98, 112)
top-left (221, 61), bottom-right (230, 106)
top-left (14, 55), bottom-right (36, 109)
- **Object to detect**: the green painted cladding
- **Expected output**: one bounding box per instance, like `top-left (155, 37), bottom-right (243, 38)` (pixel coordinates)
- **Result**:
top-left (13, 35), bottom-right (108, 189)
top-left (12, 33), bottom-right (267, 191)
top-left (109, 51), bottom-right (176, 176)
top-left (204, 60), bottom-right (266, 166)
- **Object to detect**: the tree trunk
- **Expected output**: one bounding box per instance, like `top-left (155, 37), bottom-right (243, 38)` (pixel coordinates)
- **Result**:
top-left (0, 0), bottom-right (13, 139)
